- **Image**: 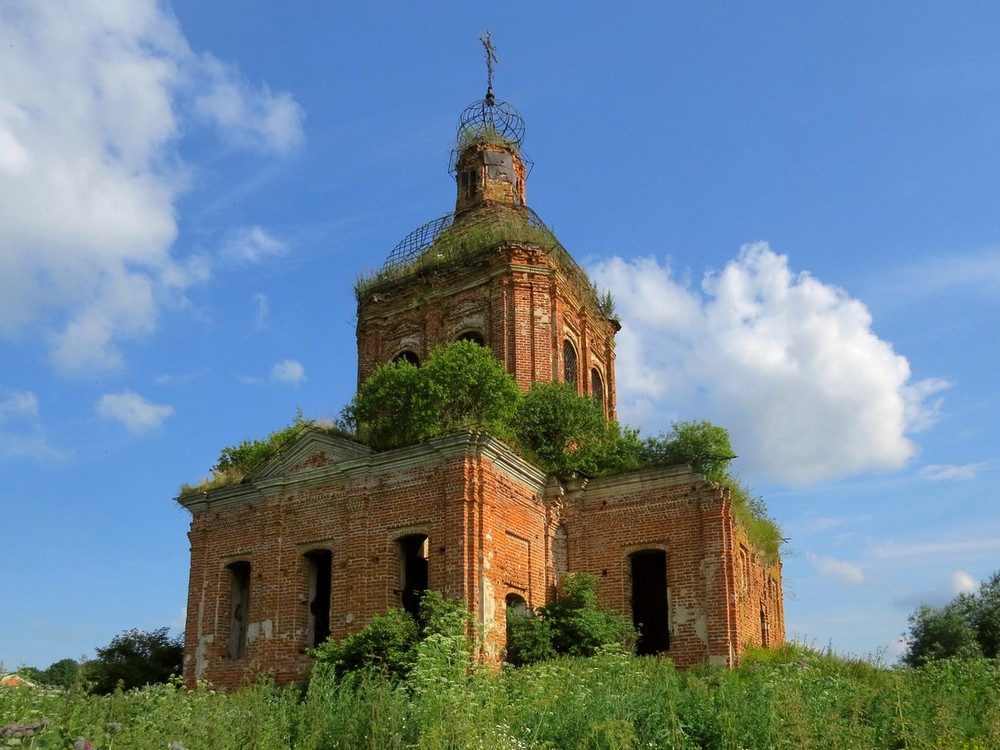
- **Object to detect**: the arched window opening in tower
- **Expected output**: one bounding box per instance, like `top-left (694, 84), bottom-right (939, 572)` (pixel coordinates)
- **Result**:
top-left (563, 340), bottom-right (578, 389)
top-left (457, 330), bottom-right (485, 346)
top-left (590, 368), bottom-right (604, 413)
top-left (226, 561), bottom-right (251, 660)
top-left (304, 549), bottom-right (332, 648)
top-left (629, 549), bottom-right (669, 655)
top-left (393, 350), bottom-right (420, 366)
top-left (397, 534), bottom-right (429, 619)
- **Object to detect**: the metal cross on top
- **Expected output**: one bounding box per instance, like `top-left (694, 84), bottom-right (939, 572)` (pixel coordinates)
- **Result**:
top-left (480, 31), bottom-right (498, 102)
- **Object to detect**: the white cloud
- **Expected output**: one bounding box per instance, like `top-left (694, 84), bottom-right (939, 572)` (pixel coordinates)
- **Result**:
top-left (949, 571), bottom-right (978, 596)
top-left (806, 552), bottom-right (865, 585)
top-left (919, 462), bottom-right (990, 481)
top-left (195, 55), bottom-right (304, 154)
top-left (591, 244), bottom-right (947, 485)
top-left (0, 390), bottom-right (39, 420)
top-left (893, 570), bottom-right (979, 610)
top-left (221, 226), bottom-right (288, 265)
top-left (0, 1), bottom-right (303, 373)
top-left (0, 389), bottom-right (67, 461)
top-left (96, 391), bottom-right (173, 433)
top-left (271, 359), bottom-right (305, 385)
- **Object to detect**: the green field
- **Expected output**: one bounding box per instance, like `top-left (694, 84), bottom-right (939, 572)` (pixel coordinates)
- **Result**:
top-left (2, 646), bottom-right (999, 749)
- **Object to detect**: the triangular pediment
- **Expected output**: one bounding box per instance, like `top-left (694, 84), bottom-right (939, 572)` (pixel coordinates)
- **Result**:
top-left (253, 429), bottom-right (372, 480)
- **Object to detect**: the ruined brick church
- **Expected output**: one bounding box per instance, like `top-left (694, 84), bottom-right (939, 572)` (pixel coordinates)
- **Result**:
top-left (178, 73), bottom-right (784, 688)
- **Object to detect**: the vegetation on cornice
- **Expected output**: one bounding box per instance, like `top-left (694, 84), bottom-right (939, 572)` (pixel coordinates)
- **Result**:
top-left (179, 343), bottom-right (781, 559)
top-left (355, 206), bottom-right (559, 300)
top-left (343, 342), bottom-right (782, 561)
top-left (176, 410), bottom-right (355, 498)
top-left (455, 124), bottom-right (520, 155)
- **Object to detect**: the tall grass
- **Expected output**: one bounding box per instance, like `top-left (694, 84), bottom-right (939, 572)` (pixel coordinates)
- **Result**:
top-left (3, 646), bottom-right (999, 749)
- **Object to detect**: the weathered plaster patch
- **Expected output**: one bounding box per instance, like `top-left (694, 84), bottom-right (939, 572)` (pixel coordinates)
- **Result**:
top-left (247, 619), bottom-right (273, 643)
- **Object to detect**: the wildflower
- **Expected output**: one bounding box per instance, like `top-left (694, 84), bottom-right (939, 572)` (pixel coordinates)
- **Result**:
top-left (169, 742), bottom-right (189, 750)
top-left (105, 722), bottom-right (123, 733)
top-left (74, 737), bottom-right (94, 750)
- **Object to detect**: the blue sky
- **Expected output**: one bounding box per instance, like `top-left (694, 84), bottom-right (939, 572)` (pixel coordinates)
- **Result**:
top-left (2, 1), bottom-right (998, 670)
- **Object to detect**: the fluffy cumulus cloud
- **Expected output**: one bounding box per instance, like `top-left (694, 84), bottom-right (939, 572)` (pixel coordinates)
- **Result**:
top-left (271, 359), bottom-right (305, 385)
top-left (0, 1), bottom-right (303, 373)
top-left (591, 244), bottom-right (948, 485)
top-left (96, 390), bottom-right (173, 433)
top-left (806, 552), bottom-right (865, 585)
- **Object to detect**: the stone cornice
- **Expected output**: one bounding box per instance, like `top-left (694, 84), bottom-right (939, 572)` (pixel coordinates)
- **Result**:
top-left (177, 431), bottom-right (548, 514)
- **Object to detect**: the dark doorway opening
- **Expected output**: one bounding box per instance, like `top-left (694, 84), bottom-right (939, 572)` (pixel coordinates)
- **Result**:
top-left (227, 561), bottom-right (251, 660)
top-left (305, 550), bottom-right (332, 647)
top-left (629, 549), bottom-right (669, 655)
top-left (397, 534), bottom-right (429, 618)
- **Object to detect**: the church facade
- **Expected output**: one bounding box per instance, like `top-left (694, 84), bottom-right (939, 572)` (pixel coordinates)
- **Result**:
top-left (178, 83), bottom-right (784, 689)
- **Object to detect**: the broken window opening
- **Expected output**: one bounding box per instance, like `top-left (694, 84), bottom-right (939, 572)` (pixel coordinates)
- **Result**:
top-left (457, 330), bottom-right (485, 346)
top-left (760, 605), bottom-right (770, 647)
top-left (590, 368), bottom-right (604, 413)
top-left (629, 549), bottom-right (669, 656)
top-left (393, 350), bottom-right (420, 366)
top-left (227, 561), bottom-right (251, 660)
top-left (305, 550), bottom-right (332, 648)
top-left (397, 534), bottom-right (429, 619)
top-left (563, 340), bottom-right (578, 389)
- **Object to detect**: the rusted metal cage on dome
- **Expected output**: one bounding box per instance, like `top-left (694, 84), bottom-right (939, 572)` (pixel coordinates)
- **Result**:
top-left (380, 205), bottom-right (555, 273)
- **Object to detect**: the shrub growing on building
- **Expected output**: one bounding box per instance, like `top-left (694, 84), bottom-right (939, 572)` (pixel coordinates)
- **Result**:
top-left (311, 591), bottom-right (470, 682)
top-left (505, 573), bottom-right (636, 666)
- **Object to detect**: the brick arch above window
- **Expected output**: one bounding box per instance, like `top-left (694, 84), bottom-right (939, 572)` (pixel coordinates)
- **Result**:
top-left (393, 349), bottom-right (420, 366)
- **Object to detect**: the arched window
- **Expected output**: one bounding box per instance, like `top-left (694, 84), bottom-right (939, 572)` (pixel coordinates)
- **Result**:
top-left (590, 368), bottom-right (604, 413)
top-left (563, 340), bottom-right (578, 389)
top-left (628, 549), bottom-right (669, 655)
top-left (396, 534), bottom-right (429, 619)
top-left (226, 561), bottom-right (251, 660)
top-left (304, 550), bottom-right (332, 648)
top-left (457, 331), bottom-right (484, 346)
top-left (393, 350), bottom-right (420, 366)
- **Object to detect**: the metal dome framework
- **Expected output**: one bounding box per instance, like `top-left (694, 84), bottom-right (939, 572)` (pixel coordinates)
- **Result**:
top-left (381, 205), bottom-right (553, 272)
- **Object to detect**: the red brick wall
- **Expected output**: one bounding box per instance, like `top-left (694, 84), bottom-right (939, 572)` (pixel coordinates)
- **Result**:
top-left (180, 433), bottom-right (784, 688)
top-left (356, 242), bottom-right (619, 418)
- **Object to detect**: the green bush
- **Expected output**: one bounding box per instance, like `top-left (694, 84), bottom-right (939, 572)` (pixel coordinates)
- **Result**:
top-left (344, 341), bottom-right (520, 450)
top-left (904, 570), bottom-right (1000, 666)
top-left (310, 591), bottom-right (471, 683)
top-left (86, 627), bottom-right (183, 695)
top-left (506, 573), bottom-right (636, 667)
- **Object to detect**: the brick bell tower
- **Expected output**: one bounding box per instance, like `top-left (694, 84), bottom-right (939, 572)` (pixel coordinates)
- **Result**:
top-left (355, 45), bottom-right (619, 417)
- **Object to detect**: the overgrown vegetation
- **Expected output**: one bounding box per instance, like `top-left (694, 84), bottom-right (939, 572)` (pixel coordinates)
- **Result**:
top-left (179, 342), bottom-right (781, 558)
top-left (5, 645), bottom-right (1000, 749)
top-left (904, 569), bottom-right (1000, 666)
top-left (310, 591), bottom-right (470, 682)
top-left (506, 573), bottom-right (635, 667)
top-left (177, 411), bottom-right (355, 497)
top-left (354, 205), bottom-right (560, 299)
